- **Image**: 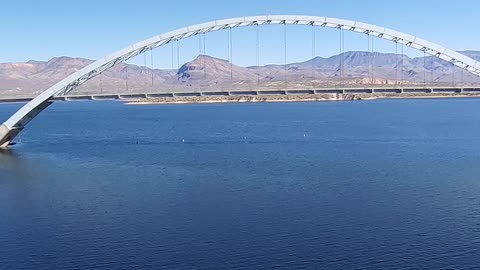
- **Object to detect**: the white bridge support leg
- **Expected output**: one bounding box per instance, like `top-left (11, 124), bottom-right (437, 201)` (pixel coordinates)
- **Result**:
top-left (0, 100), bottom-right (52, 148)
top-left (0, 124), bottom-right (18, 148)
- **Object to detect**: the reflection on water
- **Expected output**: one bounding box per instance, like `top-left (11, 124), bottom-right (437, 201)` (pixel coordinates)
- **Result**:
top-left (1, 99), bottom-right (480, 269)
top-left (0, 149), bottom-right (29, 178)
top-left (0, 148), bottom-right (16, 162)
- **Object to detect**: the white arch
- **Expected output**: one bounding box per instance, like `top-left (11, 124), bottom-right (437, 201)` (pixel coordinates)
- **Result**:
top-left (1, 15), bottom-right (480, 147)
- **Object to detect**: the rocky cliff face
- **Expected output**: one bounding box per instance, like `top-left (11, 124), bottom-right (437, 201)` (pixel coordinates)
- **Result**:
top-left (178, 55), bottom-right (258, 82)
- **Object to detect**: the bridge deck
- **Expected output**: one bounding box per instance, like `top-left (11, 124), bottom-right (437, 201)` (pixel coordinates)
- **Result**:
top-left (2, 87), bottom-right (480, 103)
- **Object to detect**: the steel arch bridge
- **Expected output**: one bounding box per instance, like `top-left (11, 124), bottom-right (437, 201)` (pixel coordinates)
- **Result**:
top-left (2, 15), bottom-right (480, 148)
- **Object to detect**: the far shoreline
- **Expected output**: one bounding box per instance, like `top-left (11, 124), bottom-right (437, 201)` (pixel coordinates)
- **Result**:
top-left (125, 93), bottom-right (480, 105)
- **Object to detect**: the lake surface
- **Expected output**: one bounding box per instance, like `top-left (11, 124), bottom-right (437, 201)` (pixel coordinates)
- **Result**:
top-left (1, 99), bottom-right (480, 269)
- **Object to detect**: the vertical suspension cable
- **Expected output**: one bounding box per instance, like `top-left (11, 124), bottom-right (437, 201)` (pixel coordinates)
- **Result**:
top-left (452, 62), bottom-right (455, 87)
top-left (144, 51), bottom-right (147, 88)
top-left (226, 29), bottom-right (230, 85)
top-left (367, 31), bottom-right (372, 84)
top-left (150, 48), bottom-right (154, 87)
top-left (198, 33), bottom-right (203, 91)
top-left (312, 23), bottom-right (316, 90)
top-left (203, 32), bottom-right (207, 81)
top-left (431, 62), bottom-right (434, 86)
top-left (461, 66), bottom-right (464, 86)
top-left (430, 52), bottom-right (434, 86)
top-left (284, 22), bottom-right (287, 90)
top-left (401, 41), bottom-right (404, 86)
top-left (171, 42), bottom-right (174, 69)
top-left (125, 58), bottom-right (129, 92)
top-left (176, 40), bottom-right (180, 80)
top-left (177, 41), bottom-right (180, 70)
top-left (371, 35), bottom-right (374, 85)
top-left (228, 27), bottom-right (233, 84)
top-left (144, 51), bottom-right (147, 68)
top-left (339, 27), bottom-right (343, 88)
top-left (99, 70), bottom-right (103, 94)
top-left (256, 23), bottom-right (260, 86)
top-left (395, 41), bottom-right (398, 85)
top-left (423, 50), bottom-right (427, 87)
top-left (170, 41), bottom-right (176, 89)
top-left (342, 28), bottom-right (345, 88)
top-left (199, 33), bottom-right (202, 55)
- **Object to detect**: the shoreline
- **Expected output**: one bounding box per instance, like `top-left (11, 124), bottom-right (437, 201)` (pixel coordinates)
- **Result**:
top-left (125, 93), bottom-right (480, 105)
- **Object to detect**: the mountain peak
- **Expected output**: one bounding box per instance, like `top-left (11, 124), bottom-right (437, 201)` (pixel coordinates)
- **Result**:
top-left (193, 54), bottom-right (229, 63)
top-left (177, 55), bottom-right (256, 81)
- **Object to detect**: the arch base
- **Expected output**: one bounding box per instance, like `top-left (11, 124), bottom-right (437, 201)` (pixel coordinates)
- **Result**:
top-left (1, 100), bottom-right (53, 148)
top-left (0, 124), bottom-right (20, 149)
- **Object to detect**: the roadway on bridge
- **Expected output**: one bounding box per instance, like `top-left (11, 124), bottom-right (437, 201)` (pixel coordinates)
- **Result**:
top-left (1, 87), bottom-right (480, 103)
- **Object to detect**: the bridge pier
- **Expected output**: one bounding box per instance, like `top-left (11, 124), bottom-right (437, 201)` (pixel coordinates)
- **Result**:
top-left (0, 123), bottom-right (27, 148)
top-left (0, 124), bottom-right (17, 148)
top-left (91, 94), bottom-right (120, 100)
top-left (65, 96), bottom-right (93, 101)
top-left (285, 90), bottom-right (315, 95)
top-left (172, 92), bottom-right (202, 97)
top-left (314, 89), bottom-right (344, 94)
top-left (257, 90), bottom-right (287, 95)
top-left (52, 96), bottom-right (67, 101)
top-left (200, 91), bottom-right (230, 97)
top-left (229, 91), bottom-right (258, 96)
top-left (118, 94), bottom-right (147, 99)
top-left (431, 88), bottom-right (460, 94)
top-left (146, 93), bottom-right (174, 98)
top-left (344, 89), bottom-right (373, 94)
top-left (372, 88), bottom-right (402, 94)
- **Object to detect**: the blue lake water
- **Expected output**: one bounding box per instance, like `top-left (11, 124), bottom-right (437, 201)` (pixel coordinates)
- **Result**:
top-left (1, 99), bottom-right (480, 269)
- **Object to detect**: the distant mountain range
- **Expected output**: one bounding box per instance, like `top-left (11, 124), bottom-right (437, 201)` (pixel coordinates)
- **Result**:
top-left (1, 50), bottom-right (480, 97)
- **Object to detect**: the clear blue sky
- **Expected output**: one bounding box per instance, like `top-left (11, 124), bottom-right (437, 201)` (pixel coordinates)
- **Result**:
top-left (2, 0), bottom-right (479, 67)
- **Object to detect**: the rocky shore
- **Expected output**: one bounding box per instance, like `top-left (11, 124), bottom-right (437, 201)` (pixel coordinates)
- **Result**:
top-left (126, 92), bottom-right (480, 105)
top-left (127, 94), bottom-right (361, 105)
